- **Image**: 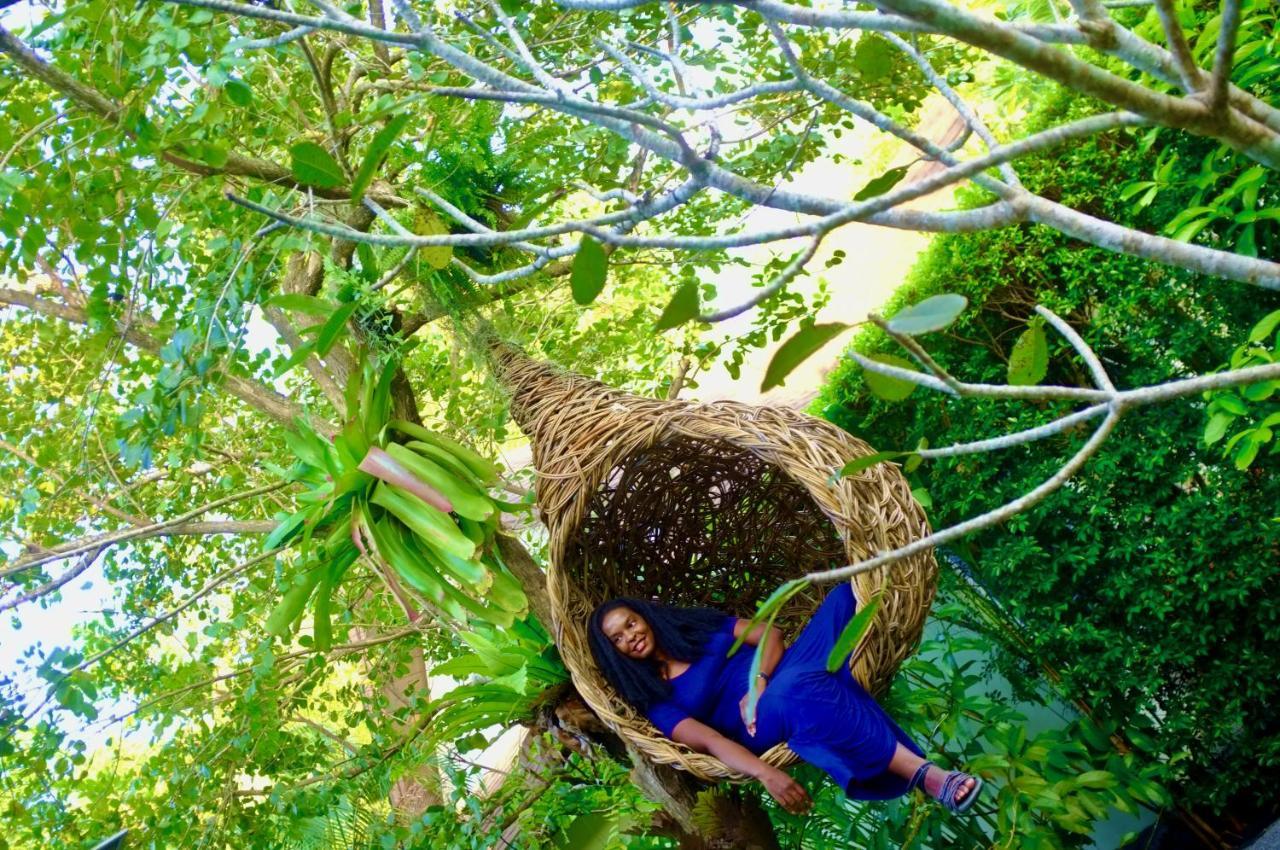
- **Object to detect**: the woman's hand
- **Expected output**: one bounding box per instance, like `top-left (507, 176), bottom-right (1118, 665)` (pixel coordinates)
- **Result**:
top-left (759, 767), bottom-right (811, 815)
top-left (738, 679), bottom-right (766, 736)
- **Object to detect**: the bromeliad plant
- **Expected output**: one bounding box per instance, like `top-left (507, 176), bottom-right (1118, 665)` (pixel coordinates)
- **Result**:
top-left (264, 356), bottom-right (531, 646)
top-left (425, 616), bottom-right (569, 753)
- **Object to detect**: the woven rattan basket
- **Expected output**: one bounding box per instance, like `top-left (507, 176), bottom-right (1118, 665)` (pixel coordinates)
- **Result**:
top-left (493, 344), bottom-right (937, 780)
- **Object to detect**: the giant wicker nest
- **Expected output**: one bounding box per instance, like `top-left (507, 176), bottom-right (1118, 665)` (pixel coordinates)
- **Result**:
top-left (493, 345), bottom-right (937, 781)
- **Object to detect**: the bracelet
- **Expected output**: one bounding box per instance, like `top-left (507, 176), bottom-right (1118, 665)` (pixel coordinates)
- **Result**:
top-left (756, 671), bottom-right (770, 683)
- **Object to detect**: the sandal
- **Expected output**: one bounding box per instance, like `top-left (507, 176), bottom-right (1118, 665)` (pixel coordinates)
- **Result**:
top-left (909, 760), bottom-right (984, 814)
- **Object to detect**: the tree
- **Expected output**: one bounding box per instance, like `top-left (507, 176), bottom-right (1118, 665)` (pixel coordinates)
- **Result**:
top-left (0, 0), bottom-right (1276, 846)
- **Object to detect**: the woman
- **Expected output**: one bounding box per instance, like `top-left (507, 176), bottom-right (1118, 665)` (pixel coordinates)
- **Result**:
top-left (588, 583), bottom-right (981, 815)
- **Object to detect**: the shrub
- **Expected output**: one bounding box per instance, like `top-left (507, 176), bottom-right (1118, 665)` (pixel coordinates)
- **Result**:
top-left (815, 90), bottom-right (1280, 814)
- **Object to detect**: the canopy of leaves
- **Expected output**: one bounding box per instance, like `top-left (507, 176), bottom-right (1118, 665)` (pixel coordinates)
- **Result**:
top-left (818, 89), bottom-right (1280, 815)
top-left (0, 0), bottom-right (945, 845)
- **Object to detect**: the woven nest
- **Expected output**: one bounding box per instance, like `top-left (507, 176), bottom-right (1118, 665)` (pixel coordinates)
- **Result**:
top-left (493, 345), bottom-right (937, 781)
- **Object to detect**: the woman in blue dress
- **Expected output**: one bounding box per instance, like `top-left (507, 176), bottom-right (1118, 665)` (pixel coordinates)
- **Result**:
top-left (588, 583), bottom-right (981, 815)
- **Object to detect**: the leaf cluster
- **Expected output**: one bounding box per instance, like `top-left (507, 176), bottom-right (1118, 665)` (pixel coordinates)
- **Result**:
top-left (816, 89), bottom-right (1280, 814)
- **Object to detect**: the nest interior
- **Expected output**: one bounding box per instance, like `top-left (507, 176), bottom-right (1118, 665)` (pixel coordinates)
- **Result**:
top-left (566, 433), bottom-right (841, 633)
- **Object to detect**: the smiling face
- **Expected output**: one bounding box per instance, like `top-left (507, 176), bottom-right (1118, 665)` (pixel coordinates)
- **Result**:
top-left (600, 605), bottom-right (657, 660)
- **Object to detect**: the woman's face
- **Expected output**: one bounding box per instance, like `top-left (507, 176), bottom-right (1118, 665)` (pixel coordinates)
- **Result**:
top-left (600, 606), bottom-right (656, 660)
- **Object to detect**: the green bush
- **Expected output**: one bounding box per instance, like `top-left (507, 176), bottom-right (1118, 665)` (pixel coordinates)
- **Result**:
top-left (815, 91), bottom-right (1280, 814)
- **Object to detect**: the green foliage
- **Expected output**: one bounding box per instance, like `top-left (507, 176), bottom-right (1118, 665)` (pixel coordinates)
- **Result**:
top-left (760, 322), bottom-right (850, 392)
top-left (351, 115), bottom-right (411, 204)
top-left (1203, 308), bottom-right (1280, 471)
top-left (1118, 0), bottom-right (1280, 259)
top-left (817, 90), bottom-right (1280, 813)
top-left (757, 575), bottom-right (1166, 850)
top-left (885, 294), bottom-right (968, 337)
top-left (653, 281), bottom-right (699, 331)
top-left (1007, 318), bottom-right (1049, 387)
top-left (863, 353), bottom-right (919, 401)
top-left (570, 237), bottom-right (609, 306)
top-left (290, 142), bottom-right (346, 189)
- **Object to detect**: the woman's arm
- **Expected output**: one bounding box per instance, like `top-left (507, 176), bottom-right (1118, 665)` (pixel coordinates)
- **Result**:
top-left (733, 618), bottom-right (783, 734)
top-left (671, 717), bottom-right (811, 814)
top-left (732, 618), bottom-right (784, 680)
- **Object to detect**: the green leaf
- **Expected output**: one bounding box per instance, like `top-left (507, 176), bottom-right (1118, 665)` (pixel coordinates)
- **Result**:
top-left (762, 323), bottom-right (850, 392)
top-left (655, 281), bottom-right (699, 330)
top-left (837, 450), bottom-right (906, 478)
top-left (1008, 324), bottom-right (1049, 386)
top-left (862, 353), bottom-right (918, 401)
top-left (825, 591), bottom-right (882, 672)
top-left (728, 579), bottom-right (810, 657)
top-left (1075, 770), bottom-right (1117, 790)
top-left (312, 575), bottom-right (333, 652)
top-left (351, 114), bottom-right (409, 203)
top-left (414, 208), bottom-right (453, 270)
top-left (852, 34), bottom-right (894, 80)
top-left (265, 293), bottom-right (334, 316)
top-left (571, 236), bottom-right (609, 305)
top-left (886, 293), bottom-right (968, 335)
top-left (1234, 432), bottom-right (1264, 469)
top-left (224, 78), bottom-right (253, 107)
top-left (289, 141), bottom-right (345, 189)
top-left (1248, 308), bottom-right (1280, 343)
top-left (315, 302), bottom-right (360, 357)
top-left (1204, 412), bottom-right (1234, 445)
top-left (1242, 380), bottom-right (1276, 402)
top-left (263, 507), bottom-right (311, 551)
top-left (1171, 216), bottom-right (1216, 243)
top-left (854, 165), bottom-right (910, 201)
top-left (904, 439), bottom-right (927, 472)
top-left (266, 566), bottom-right (324, 637)
top-left (1213, 393), bottom-right (1249, 416)
top-left (273, 341), bottom-right (317, 378)
top-left (195, 142), bottom-right (228, 169)
top-left (744, 608), bottom-right (780, 728)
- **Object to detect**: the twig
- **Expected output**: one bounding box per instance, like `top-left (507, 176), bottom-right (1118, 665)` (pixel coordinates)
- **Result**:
top-left (1154, 0), bottom-right (1203, 91)
top-left (1209, 0), bottom-right (1241, 113)
top-left (0, 482), bottom-right (287, 577)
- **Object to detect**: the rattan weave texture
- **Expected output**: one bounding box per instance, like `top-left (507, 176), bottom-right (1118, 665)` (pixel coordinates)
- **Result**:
top-left (494, 345), bottom-right (937, 780)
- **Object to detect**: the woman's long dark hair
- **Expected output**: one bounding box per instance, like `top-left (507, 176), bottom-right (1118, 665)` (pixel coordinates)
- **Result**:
top-left (588, 597), bottom-right (726, 710)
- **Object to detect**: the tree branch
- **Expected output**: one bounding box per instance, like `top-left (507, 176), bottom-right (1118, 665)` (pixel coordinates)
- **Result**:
top-left (1, 483), bottom-right (286, 577)
top-left (0, 23), bottom-right (397, 202)
top-left (1208, 0), bottom-right (1241, 113)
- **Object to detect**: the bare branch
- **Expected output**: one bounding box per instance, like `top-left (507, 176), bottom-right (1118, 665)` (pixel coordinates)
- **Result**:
top-left (1154, 0), bottom-right (1203, 92)
top-left (1035, 305), bottom-right (1115, 392)
top-left (1, 483), bottom-right (287, 577)
top-left (830, 308), bottom-right (1280, 582)
top-left (0, 547), bottom-right (106, 618)
top-left (0, 24), bottom-right (388, 201)
top-left (918, 403), bottom-right (1111, 458)
top-left (811, 410), bottom-right (1124, 584)
top-left (1209, 0), bottom-right (1241, 113)
top-left (698, 237), bottom-right (823, 323)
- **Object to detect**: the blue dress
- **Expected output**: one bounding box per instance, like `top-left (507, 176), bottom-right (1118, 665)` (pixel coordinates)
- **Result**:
top-left (646, 583), bottom-right (924, 800)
